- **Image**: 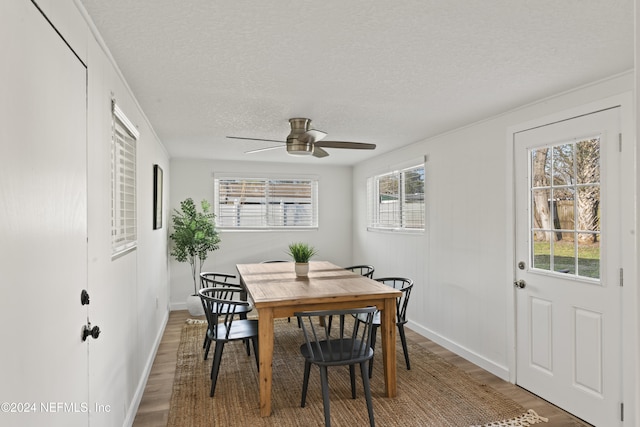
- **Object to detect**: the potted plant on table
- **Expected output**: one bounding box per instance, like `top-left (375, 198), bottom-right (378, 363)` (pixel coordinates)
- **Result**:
top-left (287, 242), bottom-right (317, 277)
top-left (170, 198), bottom-right (221, 315)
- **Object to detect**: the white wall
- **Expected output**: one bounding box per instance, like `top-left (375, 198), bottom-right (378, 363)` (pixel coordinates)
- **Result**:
top-left (169, 159), bottom-right (353, 308)
top-left (38, 2), bottom-right (172, 426)
top-left (85, 37), bottom-right (171, 427)
top-left (353, 72), bottom-right (635, 382)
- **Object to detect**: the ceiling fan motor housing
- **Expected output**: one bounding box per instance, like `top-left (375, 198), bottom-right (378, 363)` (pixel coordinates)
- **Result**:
top-left (286, 118), bottom-right (313, 155)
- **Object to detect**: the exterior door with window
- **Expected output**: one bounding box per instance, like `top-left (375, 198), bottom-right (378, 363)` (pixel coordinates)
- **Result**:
top-left (514, 108), bottom-right (622, 426)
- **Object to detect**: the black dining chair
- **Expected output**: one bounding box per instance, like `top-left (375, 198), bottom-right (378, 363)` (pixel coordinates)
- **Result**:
top-left (200, 272), bottom-right (253, 360)
top-left (200, 272), bottom-right (247, 303)
top-left (326, 265), bottom-right (376, 332)
top-left (295, 307), bottom-right (377, 427)
top-left (344, 265), bottom-right (375, 278)
top-left (354, 277), bottom-right (413, 378)
top-left (199, 286), bottom-right (259, 397)
top-left (199, 271), bottom-right (238, 287)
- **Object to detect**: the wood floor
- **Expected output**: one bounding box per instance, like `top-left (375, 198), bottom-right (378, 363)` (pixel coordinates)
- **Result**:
top-left (132, 310), bottom-right (591, 427)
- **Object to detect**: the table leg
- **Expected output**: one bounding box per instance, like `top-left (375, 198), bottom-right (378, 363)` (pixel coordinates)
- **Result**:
top-left (380, 297), bottom-right (397, 397)
top-left (258, 307), bottom-right (274, 416)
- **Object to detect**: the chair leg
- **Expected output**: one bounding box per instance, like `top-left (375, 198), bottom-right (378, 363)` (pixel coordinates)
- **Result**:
top-left (398, 324), bottom-right (411, 370)
top-left (204, 336), bottom-right (212, 360)
top-left (251, 337), bottom-right (259, 371)
top-left (349, 364), bottom-right (357, 398)
top-left (203, 327), bottom-right (211, 359)
top-left (368, 325), bottom-right (378, 378)
top-left (360, 361), bottom-right (375, 427)
top-left (210, 342), bottom-right (225, 397)
top-left (301, 361), bottom-right (311, 407)
top-left (240, 313), bottom-right (251, 356)
top-left (319, 365), bottom-right (332, 427)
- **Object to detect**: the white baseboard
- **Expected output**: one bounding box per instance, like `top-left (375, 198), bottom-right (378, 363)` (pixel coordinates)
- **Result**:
top-left (123, 309), bottom-right (170, 427)
top-left (170, 301), bottom-right (187, 311)
top-left (407, 320), bottom-right (511, 381)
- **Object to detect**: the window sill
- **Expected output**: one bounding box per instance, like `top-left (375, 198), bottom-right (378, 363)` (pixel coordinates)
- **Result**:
top-left (366, 227), bottom-right (424, 235)
top-left (111, 244), bottom-right (137, 260)
top-left (220, 227), bottom-right (319, 233)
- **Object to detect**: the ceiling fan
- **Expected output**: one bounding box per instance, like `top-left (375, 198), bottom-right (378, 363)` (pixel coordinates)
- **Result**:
top-left (227, 118), bottom-right (376, 158)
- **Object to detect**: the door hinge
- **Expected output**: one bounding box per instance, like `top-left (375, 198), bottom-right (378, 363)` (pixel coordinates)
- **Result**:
top-left (619, 133), bottom-right (622, 152)
top-left (619, 268), bottom-right (624, 287)
top-left (620, 402), bottom-right (624, 421)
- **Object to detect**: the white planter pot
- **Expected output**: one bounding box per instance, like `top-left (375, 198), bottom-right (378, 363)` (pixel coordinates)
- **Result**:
top-left (295, 262), bottom-right (309, 277)
top-left (186, 294), bottom-right (204, 316)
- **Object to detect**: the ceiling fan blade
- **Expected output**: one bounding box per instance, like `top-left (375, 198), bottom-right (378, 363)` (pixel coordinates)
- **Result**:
top-left (245, 145), bottom-right (284, 154)
top-left (297, 129), bottom-right (327, 144)
top-left (312, 147), bottom-right (329, 158)
top-left (227, 136), bottom-right (285, 144)
top-left (314, 141), bottom-right (376, 150)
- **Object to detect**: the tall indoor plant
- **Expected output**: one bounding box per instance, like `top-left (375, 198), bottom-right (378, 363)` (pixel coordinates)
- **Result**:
top-left (170, 198), bottom-right (221, 315)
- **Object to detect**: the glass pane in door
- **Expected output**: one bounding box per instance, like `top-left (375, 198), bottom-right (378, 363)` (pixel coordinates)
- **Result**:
top-left (532, 230), bottom-right (552, 272)
top-left (528, 137), bottom-right (601, 281)
top-left (553, 232), bottom-right (575, 274)
top-left (577, 233), bottom-right (600, 279)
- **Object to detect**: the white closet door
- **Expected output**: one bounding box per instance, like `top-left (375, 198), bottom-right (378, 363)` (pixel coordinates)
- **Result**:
top-left (0, 1), bottom-right (88, 426)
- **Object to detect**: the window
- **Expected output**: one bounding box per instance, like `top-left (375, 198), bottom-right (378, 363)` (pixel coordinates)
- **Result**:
top-left (367, 164), bottom-right (425, 231)
top-left (529, 137), bottom-right (600, 279)
top-left (214, 176), bottom-right (318, 229)
top-left (111, 100), bottom-right (139, 256)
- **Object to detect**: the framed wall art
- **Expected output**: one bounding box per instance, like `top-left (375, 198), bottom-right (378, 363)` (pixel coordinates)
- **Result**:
top-left (153, 164), bottom-right (163, 229)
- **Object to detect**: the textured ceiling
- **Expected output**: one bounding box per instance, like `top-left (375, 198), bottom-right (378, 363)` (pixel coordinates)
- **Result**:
top-left (79, 0), bottom-right (634, 165)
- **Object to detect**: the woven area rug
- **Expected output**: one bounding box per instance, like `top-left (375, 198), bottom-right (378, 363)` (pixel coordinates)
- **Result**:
top-left (168, 319), bottom-right (548, 427)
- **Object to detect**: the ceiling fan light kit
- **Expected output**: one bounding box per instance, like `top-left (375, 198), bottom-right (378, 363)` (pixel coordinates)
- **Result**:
top-left (286, 142), bottom-right (312, 155)
top-left (227, 117), bottom-right (376, 159)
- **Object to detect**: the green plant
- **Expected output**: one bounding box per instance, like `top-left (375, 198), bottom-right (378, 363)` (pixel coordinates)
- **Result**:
top-left (287, 242), bottom-right (317, 263)
top-left (170, 198), bottom-right (221, 295)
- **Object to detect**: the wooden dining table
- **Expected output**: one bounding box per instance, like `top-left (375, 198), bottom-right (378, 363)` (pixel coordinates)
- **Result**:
top-left (236, 260), bottom-right (402, 417)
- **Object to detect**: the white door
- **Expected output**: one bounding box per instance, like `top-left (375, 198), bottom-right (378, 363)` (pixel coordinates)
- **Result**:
top-left (0, 1), bottom-right (89, 426)
top-left (514, 108), bottom-right (622, 426)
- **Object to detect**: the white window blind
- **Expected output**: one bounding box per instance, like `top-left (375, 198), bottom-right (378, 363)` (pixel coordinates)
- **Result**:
top-left (367, 164), bottom-right (424, 231)
top-left (214, 176), bottom-right (318, 229)
top-left (111, 100), bottom-right (138, 256)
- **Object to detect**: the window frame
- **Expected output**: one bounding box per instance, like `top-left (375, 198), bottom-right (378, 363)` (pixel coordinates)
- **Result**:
top-left (214, 174), bottom-right (319, 230)
top-left (528, 137), bottom-right (601, 281)
top-left (111, 99), bottom-right (139, 257)
top-left (367, 163), bottom-right (425, 233)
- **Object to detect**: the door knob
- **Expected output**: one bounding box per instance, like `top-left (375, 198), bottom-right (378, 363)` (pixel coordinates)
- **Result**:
top-left (82, 322), bottom-right (101, 341)
top-left (514, 279), bottom-right (526, 289)
top-left (80, 289), bottom-right (90, 305)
